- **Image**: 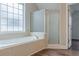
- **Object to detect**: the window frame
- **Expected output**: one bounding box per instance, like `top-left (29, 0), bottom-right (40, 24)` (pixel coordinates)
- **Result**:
top-left (0, 3), bottom-right (27, 39)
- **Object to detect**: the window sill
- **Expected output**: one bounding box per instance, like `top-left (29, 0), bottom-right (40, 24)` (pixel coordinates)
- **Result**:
top-left (0, 32), bottom-right (30, 40)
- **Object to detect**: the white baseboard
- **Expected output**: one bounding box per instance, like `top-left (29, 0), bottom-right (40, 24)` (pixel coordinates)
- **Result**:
top-left (47, 44), bottom-right (68, 49)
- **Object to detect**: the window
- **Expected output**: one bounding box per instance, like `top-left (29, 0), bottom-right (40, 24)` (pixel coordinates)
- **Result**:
top-left (0, 3), bottom-right (25, 32)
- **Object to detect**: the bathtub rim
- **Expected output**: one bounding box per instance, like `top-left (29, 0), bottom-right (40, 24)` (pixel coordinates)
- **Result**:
top-left (0, 37), bottom-right (45, 50)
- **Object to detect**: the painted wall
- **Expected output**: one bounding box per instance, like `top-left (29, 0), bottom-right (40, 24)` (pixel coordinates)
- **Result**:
top-left (72, 12), bottom-right (79, 39)
top-left (70, 4), bottom-right (79, 39)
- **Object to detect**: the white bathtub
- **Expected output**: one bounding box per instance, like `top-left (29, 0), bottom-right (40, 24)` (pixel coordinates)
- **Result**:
top-left (0, 36), bottom-right (38, 49)
top-left (0, 33), bottom-right (47, 56)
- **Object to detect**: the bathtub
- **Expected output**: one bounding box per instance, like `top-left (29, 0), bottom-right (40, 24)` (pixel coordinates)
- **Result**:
top-left (0, 33), bottom-right (47, 56)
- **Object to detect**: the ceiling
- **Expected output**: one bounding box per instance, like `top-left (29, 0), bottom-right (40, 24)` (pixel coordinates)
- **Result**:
top-left (35, 3), bottom-right (60, 11)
